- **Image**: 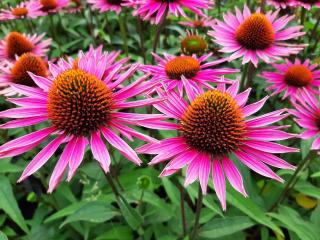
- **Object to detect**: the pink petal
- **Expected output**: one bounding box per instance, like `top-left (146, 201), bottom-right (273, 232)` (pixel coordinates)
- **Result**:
top-left (91, 131), bottom-right (110, 173)
top-left (212, 158), bottom-right (226, 211)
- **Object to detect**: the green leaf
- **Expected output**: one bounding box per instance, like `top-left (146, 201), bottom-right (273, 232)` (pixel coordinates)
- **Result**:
top-left (44, 201), bottom-right (88, 223)
top-left (0, 231), bottom-right (8, 240)
top-left (162, 178), bottom-right (179, 205)
top-left (61, 201), bottom-right (118, 227)
top-left (199, 216), bottom-right (255, 238)
top-left (294, 180), bottom-right (320, 199)
top-left (0, 159), bottom-right (24, 173)
top-left (118, 196), bottom-right (143, 230)
top-left (227, 187), bottom-right (283, 237)
top-left (0, 176), bottom-right (28, 233)
top-left (95, 225), bottom-right (133, 240)
top-left (269, 206), bottom-right (319, 240)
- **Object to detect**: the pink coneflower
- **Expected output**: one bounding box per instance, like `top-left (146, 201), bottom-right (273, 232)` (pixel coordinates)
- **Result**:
top-left (179, 16), bottom-right (216, 28)
top-left (267, 0), bottom-right (294, 8)
top-left (137, 81), bottom-right (297, 210)
top-left (124, 0), bottom-right (213, 24)
top-left (0, 1), bottom-right (45, 21)
top-left (0, 32), bottom-right (51, 62)
top-left (87, 0), bottom-right (123, 13)
top-left (141, 53), bottom-right (238, 99)
top-left (208, 5), bottom-right (305, 67)
top-left (68, 0), bottom-right (82, 13)
top-left (290, 90), bottom-right (320, 149)
top-left (0, 46), bottom-right (162, 192)
top-left (261, 59), bottom-right (320, 101)
top-left (0, 53), bottom-right (48, 96)
top-left (37, 0), bottom-right (69, 13)
top-left (291, 0), bottom-right (320, 9)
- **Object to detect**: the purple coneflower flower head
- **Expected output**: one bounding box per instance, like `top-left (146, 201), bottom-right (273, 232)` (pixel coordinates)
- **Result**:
top-left (141, 53), bottom-right (238, 100)
top-left (0, 53), bottom-right (48, 96)
top-left (291, 0), bottom-right (320, 9)
top-left (261, 59), bottom-right (320, 101)
top-left (37, 0), bottom-right (69, 13)
top-left (124, 0), bottom-right (213, 24)
top-left (290, 90), bottom-right (320, 149)
top-left (0, 46), bottom-right (162, 193)
top-left (267, 0), bottom-right (294, 8)
top-left (87, 0), bottom-right (123, 13)
top-left (208, 5), bottom-right (305, 67)
top-left (0, 1), bottom-right (45, 21)
top-left (0, 32), bottom-right (51, 62)
top-left (137, 81), bottom-right (297, 210)
top-left (179, 16), bottom-right (216, 28)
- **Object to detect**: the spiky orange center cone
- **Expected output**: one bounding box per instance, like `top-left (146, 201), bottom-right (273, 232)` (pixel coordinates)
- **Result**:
top-left (40, 0), bottom-right (58, 11)
top-left (12, 7), bottom-right (28, 17)
top-left (236, 13), bottom-right (275, 50)
top-left (181, 90), bottom-right (246, 155)
top-left (284, 65), bottom-right (313, 87)
top-left (6, 32), bottom-right (34, 59)
top-left (11, 53), bottom-right (47, 87)
top-left (181, 35), bottom-right (207, 56)
top-left (165, 56), bottom-right (200, 79)
top-left (48, 69), bottom-right (114, 136)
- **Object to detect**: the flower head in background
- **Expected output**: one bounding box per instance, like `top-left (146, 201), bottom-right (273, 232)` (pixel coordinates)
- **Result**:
top-left (261, 59), bottom-right (320, 101)
top-left (0, 32), bottom-right (51, 61)
top-left (0, 53), bottom-right (48, 96)
top-left (124, 0), bottom-right (213, 24)
top-left (141, 53), bottom-right (238, 100)
top-left (137, 81), bottom-right (297, 210)
top-left (87, 0), bottom-right (123, 13)
top-left (267, 0), bottom-right (294, 8)
top-left (290, 90), bottom-right (320, 149)
top-left (38, 0), bottom-right (69, 13)
top-left (208, 5), bottom-right (305, 66)
top-left (0, 1), bottom-right (45, 21)
top-left (179, 16), bottom-right (216, 28)
top-left (0, 46), bottom-right (162, 192)
top-left (291, 0), bottom-right (320, 9)
top-left (181, 32), bottom-right (208, 56)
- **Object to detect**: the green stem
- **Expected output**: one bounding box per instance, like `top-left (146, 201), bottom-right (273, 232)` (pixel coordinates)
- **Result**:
top-left (49, 15), bottom-right (62, 55)
top-left (245, 62), bottom-right (255, 89)
top-left (269, 152), bottom-right (314, 211)
top-left (119, 14), bottom-right (129, 56)
top-left (178, 171), bottom-right (187, 238)
top-left (190, 186), bottom-right (203, 240)
top-left (301, 8), bottom-right (306, 25)
top-left (240, 64), bottom-right (248, 91)
top-left (136, 18), bottom-right (146, 63)
top-left (151, 7), bottom-right (169, 64)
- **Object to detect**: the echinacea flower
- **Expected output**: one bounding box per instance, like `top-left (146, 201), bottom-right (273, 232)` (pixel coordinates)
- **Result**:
top-left (38, 0), bottom-right (69, 13)
top-left (141, 53), bottom-right (238, 99)
top-left (0, 1), bottom-right (45, 21)
top-left (180, 31), bottom-right (208, 56)
top-left (137, 81), bottom-right (297, 210)
top-left (290, 89), bottom-right (320, 149)
top-left (261, 59), bottom-right (320, 101)
top-left (87, 0), bottom-right (123, 13)
top-left (179, 16), bottom-right (216, 28)
top-left (124, 0), bottom-right (213, 24)
top-left (0, 32), bottom-right (51, 61)
top-left (267, 0), bottom-right (294, 8)
top-left (208, 5), bottom-right (305, 66)
top-left (0, 46), bottom-right (162, 192)
top-left (0, 53), bottom-right (48, 96)
top-left (291, 0), bottom-right (320, 9)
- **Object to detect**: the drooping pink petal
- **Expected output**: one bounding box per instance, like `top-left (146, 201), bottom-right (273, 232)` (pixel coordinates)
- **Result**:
top-left (212, 158), bottom-right (226, 211)
top-left (91, 131), bottom-right (110, 173)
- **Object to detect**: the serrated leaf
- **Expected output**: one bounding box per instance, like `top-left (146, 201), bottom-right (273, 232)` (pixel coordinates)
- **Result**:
top-left (0, 176), bottom-right (28, 233)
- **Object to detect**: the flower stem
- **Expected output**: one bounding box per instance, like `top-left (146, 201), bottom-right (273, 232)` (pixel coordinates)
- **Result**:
top-left (151, 7), bottom-right (169, 64)
top-left (300, 8), bottom-right (306, 25)
top-left (49, 14), bottom-right (62, 55)
top-left (178, 171), bottom-right (187, 237)
top-left (119, 13), bottom-right (129, 56)
top-left (105, 172), bottom-right (120, 199)
top-left (269, 152), bottom-right (314, 211)
top-left (190, 186), bottom-right (203, 240)
top-left (136, 18), bottom-right (146, 63)
top-left (245, 62), bottom-right (255, 89)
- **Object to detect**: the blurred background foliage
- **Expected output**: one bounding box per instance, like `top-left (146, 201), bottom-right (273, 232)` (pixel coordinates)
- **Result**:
top-left (0, 0), bottom-right (320, 239)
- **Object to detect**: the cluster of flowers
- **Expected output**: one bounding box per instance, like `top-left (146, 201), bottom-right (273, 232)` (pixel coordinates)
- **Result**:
top-left (0, 0), bottom-right (320, 210)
